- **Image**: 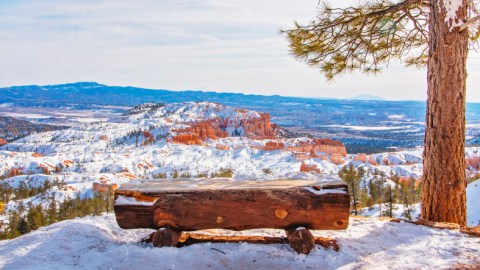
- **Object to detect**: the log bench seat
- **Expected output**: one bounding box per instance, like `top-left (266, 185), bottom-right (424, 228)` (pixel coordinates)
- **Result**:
top-left (114, 177), bottom-right (350, 254)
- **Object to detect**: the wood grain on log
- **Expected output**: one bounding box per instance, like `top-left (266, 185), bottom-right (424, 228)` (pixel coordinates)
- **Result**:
top-left (114, 178), bottom-right (349, 231)
top-left (152, 188), bottom-right (348, 231)
top-left (114, 204), bottom-right (155, 229)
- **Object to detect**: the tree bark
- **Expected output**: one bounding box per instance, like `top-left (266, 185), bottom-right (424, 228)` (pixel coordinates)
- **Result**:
top-left (422, 0), bottom-right (468, 225)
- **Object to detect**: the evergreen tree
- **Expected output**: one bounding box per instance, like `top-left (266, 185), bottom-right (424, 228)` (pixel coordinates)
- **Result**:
top-left (6, 211), bottom-right (21, 239)
top-left (383, 185), bottom-right (397, 218)
top-left (284, 0), bottom-right (480, 226)
top-left (399, 181), bottom-right (415, 220)
top-left (47, 196), bottom-right (58, 225)
top-left (17, 217), bottom-right (30, 235)
top-left (339, 163), bottom-right (361, 215)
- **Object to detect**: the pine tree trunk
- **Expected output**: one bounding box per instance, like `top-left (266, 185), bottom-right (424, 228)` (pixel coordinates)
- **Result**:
top-left (422, 0), bottom-right (468, 225)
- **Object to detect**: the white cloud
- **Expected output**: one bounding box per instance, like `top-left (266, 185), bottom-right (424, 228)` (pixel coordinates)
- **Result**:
top-left (0, 0), bottom-right (478, 101)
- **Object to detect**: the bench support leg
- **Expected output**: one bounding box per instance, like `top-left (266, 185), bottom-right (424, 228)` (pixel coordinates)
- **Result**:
top-left (285, 227), bottom-right (316, 254)
top-left (152, 227), bottom-right (182, 247)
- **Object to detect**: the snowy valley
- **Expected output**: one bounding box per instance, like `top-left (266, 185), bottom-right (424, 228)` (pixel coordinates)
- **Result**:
top-left (0, 101), bottom-right (479, 269)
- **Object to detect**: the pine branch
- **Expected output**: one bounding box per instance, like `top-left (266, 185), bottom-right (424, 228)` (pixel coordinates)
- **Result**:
top-left (283, 0), bottom-right (430, 80)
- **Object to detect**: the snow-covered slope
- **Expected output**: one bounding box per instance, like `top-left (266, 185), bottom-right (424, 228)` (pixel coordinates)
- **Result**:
top-left (1, 101), bottom-right (479, 220)
top-left (467, 180), bottom-right (480, 226)
top-left (0, 214), bottom-right (478, 270)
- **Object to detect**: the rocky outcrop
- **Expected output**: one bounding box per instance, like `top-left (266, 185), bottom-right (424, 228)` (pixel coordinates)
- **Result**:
top-left (137, 160), bottom-right (154, 170)
top-left (300, 162), bottom-right (322, 173)
top-left (61, 159), bottom-right (74, 168)
top-left (330, 154), bottom-right (344, 165)
top-left (37, 162), bottom-right (54, 175)
top-left (8, 168), bottom-right (22, 177)
top-left (397, 176), bottom-right (421, 188)
top-left (141, 131), bottom-right (155, 146)
top-left (241, 113), bottom-right (274, 139)
top-left (263, 141), bottom-right (285, 151)
top-left (215, 144), bottom-right (231, 151)
top-left (353, 153), bottom-right (378, 165)
top-left (116, 172), bottom-right (138, 180)
top-left (288, 139), bottom-right (347, 157)
top-left (466, 157), bottom-right (480, 171)
top-left (172, 133), bottom-right (202, 145)
top-left (92, 182), bottom-right (118, 193)
top-left (171, 113), bottom-right (274, 145)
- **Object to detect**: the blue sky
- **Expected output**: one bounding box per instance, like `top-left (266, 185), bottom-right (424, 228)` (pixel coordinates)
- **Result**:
top-left (0, 0), bottom-right (479, 101)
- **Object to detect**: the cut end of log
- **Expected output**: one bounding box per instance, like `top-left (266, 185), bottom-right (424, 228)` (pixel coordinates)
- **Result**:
top-left (286, 227), bottom-right (316, 254)
top-left (274, 209), bottom-right (289, 219)
top-left (152, 228), bottom-right (182, 247)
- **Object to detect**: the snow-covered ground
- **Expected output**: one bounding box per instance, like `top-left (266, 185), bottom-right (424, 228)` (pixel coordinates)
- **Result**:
top-left (0, 102), bottom-right (480, 269)
top-left (467, 180), bottom-right (480, 226)
top-left (0, 214), bottom-right (478, 270)
top-left (0, 101), bottom-right (479, 223)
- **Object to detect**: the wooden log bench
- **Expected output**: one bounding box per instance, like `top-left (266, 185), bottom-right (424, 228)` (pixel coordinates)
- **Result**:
top-left (114, 177), bottom-right (350, 254)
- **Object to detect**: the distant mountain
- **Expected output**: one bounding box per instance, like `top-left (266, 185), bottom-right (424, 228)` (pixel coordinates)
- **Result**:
top-left (0, 116), bottom-right (67, 142)
top-left (0, 82), bottom-right (310, 109)
top-left (350, 95), bottom-right (386, 101)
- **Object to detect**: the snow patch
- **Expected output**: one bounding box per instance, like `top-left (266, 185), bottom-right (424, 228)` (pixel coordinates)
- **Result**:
top-left (304, 187), bottom-right (347, 195)
top-left (115, 195), bottom-right (156, 206)
top-left (443, 0), bottom-right (464, 30)
top-left (467, 179), bottom-right (480, 226)
top-left (0, 214), bottom-right (478, 269)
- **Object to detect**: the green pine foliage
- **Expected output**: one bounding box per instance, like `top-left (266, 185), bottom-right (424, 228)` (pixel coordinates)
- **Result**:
top-left (339, 164), bottom-right (362, 215)
top-left (212, 167), bottom-right (234, 178)
top-left (283, 0), bottom-right (480, 80)
top-left (284, 0), bottom-right (430, 80)
top-left (339, 164), bottom-right (422, 219)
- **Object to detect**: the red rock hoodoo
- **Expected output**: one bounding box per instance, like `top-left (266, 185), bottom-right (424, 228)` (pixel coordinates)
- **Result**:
top-left (171, 112), bottom-right (274, 145)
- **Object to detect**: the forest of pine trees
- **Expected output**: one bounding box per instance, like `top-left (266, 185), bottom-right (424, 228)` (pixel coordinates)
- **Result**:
top-left (0, 179), bottom-right (114, 240)
top-left (339, 164), bottom-right (422, 219)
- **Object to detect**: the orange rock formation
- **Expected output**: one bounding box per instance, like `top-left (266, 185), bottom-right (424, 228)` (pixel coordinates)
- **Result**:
top-left (8, 168), bottom-right (22, 177)
top-left (466, 157), bottom-right (480, 171)
top-left (300, 162), bottom-right (322, 173)
top-left (0, 138), bottom-right (7, 146)
top-left (263, 141), bottom-right (285, 151)
top-left (92, 182), bottom-right (118, 193)
top-left (288, 139), bottom-right (347, 157)
top-left (171, 113), bottom-right (274, 145)
top-left (354, 153), bottom-right (378, 165)
top-left (330, 154), bottom-right (344, 165)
